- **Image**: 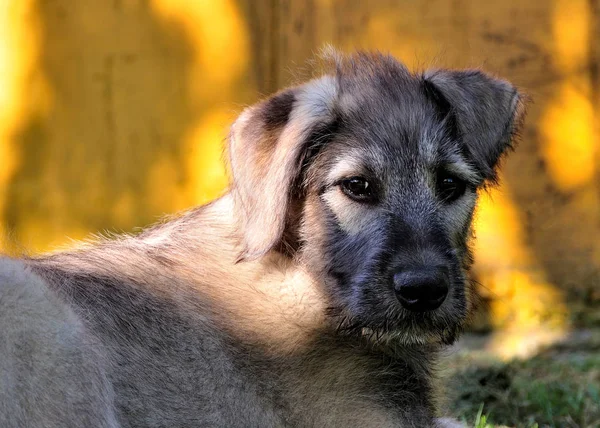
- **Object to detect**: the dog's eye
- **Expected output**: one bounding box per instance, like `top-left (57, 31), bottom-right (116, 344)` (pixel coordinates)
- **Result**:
top-left (437, 172), bottom-right (466, 203)
top-left (340, 177), bottom-right (374, 202)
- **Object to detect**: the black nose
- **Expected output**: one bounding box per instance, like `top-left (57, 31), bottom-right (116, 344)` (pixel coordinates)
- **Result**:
top-left (393, 267), bottom-right (449, 312)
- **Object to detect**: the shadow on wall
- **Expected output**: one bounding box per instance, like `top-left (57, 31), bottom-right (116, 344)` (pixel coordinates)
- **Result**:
top-left (472, 0), bottom-right (600, 342)
top-left (0, 0), bottom-right (254, 253)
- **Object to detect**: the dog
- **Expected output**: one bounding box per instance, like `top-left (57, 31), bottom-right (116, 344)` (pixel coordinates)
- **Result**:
top-left (0, 50), bottom-right (524, 427)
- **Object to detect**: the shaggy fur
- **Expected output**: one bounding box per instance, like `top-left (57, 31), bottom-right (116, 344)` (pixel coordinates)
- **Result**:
top-left (0, 50), bottom-right (525, 427)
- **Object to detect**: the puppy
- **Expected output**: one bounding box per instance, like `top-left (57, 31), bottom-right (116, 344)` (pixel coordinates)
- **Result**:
top-left (0, 50), bottom-right (524, 427)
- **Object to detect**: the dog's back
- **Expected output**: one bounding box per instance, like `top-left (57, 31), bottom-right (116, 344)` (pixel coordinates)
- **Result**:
top-left (0, 258), bottom-right (119, 428)
top-left (12, 201), bottom-right (287, 427)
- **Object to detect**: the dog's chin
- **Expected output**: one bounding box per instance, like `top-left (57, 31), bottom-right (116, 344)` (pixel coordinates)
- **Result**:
top-left (360, 323), bottom-right (462, 347)
top-left (333, 310), bottom-right (464, 348)
top-left (357, 305), bottom-right (466, 347)
top-left (329, 293), bottom-right (466, 347)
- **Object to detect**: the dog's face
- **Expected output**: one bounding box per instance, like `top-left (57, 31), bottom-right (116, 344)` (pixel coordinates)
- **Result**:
top-left (230, 51), bottom-right (524, 345)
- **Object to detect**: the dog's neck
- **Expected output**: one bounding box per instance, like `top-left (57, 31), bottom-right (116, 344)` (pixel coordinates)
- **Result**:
top-left (131, 193), bottom-right (333, 354)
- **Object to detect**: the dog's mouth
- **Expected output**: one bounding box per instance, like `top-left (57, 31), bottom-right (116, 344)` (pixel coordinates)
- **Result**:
top-left (359, 324), bottom-right (462, 347)
top-left (331, 308), bottom-right (464, 347)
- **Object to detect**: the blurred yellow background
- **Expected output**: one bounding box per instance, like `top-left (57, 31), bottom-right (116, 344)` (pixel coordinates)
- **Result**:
top-left (1, 0), bottom-right (599, 354)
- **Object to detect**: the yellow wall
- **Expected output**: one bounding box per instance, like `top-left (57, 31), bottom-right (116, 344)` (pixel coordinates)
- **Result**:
top-left (1, 0), bottom-right (599, 344)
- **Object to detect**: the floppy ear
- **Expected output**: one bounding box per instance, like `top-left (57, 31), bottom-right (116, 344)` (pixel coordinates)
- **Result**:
top-left (423, 69), bottom-right (526, 182)
top-left (229, 76), bottom-right (338, 260)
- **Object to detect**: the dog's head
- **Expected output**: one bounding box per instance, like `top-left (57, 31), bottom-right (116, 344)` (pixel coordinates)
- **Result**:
top-left (229, 51), bottom-right (525, 345)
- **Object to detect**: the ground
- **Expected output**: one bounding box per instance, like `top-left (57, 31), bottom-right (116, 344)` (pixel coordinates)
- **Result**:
top-left (443, 329), bottom-right (600, 428)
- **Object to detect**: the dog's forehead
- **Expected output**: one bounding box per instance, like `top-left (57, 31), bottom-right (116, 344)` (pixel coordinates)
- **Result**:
top-left (333, 63), bottom-right (445, 166)
top-left (335, 91), bottom-right (443, 173)
top-left (337, 65), bottom-right (427, 118)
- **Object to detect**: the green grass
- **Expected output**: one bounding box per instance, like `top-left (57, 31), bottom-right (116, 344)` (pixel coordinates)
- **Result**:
top-left (444, 334), bottom-right (600, 428)
top-left (474, 403), bottom-right (497, 428)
